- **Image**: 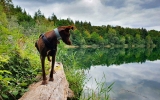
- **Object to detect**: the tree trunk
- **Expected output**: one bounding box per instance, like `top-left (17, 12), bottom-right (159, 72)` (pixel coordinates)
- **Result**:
top-left (19, 62), bottom-right (74, 100)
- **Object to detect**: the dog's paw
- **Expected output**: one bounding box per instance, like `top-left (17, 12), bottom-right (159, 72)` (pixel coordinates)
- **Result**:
top-left (49, 77), bottom-right (54, 81)
top-left (41, 80), bottom-right (48, 85)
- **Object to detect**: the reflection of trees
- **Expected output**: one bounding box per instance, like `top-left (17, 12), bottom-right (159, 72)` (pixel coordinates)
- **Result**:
top-left (65, 47), bottom-right (160, 69)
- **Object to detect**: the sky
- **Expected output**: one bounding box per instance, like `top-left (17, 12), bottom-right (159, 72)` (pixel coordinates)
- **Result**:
top-left (12, 0), bottom-right (160, 31)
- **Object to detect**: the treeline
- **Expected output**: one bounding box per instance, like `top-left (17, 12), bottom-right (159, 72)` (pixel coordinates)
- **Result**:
top-left (73, 24), bottom-right (160, 47)
top-left (1, 0), bottom-right (160, 47)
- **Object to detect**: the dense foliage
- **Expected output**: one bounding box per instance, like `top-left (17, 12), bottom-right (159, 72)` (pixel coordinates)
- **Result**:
top-left (0, 0), bottom-right (160, 99)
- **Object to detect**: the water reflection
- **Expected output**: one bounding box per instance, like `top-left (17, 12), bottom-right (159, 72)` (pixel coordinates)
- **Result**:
top-left (85, 60), bottom-right (160, 100)
top-left (65, 47), bottom-right (160, 69)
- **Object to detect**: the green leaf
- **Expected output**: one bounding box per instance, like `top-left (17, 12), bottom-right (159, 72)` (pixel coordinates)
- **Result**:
top-left (0, 70), bottom-right (12, 74)
top-left (1, 94), bottom-right (8, 99)
top-left (0, 75), bottom-right (3, 80)
top-left (12, 91), bottom-right (19, 96)
top-left (3, 77), bottom-right (12, 81)
top-left (1, 87), bottom-right (9, 92)
top-left (20, 82), bottom-right (28, 87)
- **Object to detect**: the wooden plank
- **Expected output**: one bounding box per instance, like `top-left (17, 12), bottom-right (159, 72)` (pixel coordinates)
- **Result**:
top-left (19, 62), bottom-right (74, 100)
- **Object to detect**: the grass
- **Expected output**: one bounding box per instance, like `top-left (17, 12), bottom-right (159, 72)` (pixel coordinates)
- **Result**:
top-left (64, 67), bottom-right (115, 100)
top-left (65, 69), bottom-right (86, 99)
top-left (56, 44), bottom-right (114, 100)
top-left (80, 74), bottom-right (114, 100)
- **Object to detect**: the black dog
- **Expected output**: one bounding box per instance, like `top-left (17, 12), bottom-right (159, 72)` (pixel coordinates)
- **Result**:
top-left (35, 26), bottom-right (73, 85)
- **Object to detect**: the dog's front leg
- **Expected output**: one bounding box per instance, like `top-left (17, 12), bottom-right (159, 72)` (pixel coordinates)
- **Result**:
top-left (40, 55), bottom-right (47, 85)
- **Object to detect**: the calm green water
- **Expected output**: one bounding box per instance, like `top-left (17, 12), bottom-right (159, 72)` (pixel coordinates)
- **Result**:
top-left (66, 47), bottom-right (160, 100)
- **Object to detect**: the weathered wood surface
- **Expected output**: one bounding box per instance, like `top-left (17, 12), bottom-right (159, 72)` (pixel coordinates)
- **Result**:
top-left (19, 62), bottom-right (74, 100)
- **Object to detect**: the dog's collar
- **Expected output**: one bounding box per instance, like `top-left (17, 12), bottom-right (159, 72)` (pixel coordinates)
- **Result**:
top-left (54, 28), bottom-right (61, 40)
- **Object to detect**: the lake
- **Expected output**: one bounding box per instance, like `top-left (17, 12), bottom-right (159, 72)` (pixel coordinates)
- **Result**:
top-left (66, 47), bottom-right (160, 100)
top-left (85, 60), bottom-right (160, 100)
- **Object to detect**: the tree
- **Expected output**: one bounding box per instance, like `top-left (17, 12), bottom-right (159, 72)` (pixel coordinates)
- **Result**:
top-left (115, 25), bottom-right (125, 36)
top-left (0, 5), bottom-right (8, 27)
top-left (90, 32), bottom-right (104, 45)
top-left (107, 28), bottom-right (119, 44)
top-left (82, 30), bottom-right (91, 44)
top-left (34, 9), bottom-right (45, 19)
top-left (0, 0), bottom-right (12, 15)
top-left (71, 29), bottom-right (85, 46)
top-left (119, 36), bottom-right (125, 45)
top-left (125, 34), bottom-right (133, 46)
top-left (135, 34), bottom-right (141, 44)
top-left (48, 13), bottom-right (58, 26)
top-left (141, 28), bottom-right (148, 39)
top-left (145, 35), bottom-right (153, 47)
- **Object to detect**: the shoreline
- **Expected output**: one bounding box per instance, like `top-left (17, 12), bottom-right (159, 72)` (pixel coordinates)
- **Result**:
top-left (65, 44), bottom-right (156, 48)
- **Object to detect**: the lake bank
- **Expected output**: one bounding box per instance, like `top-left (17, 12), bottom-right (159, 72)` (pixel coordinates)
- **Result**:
top-left (65, 44), bottom-right (156, 48)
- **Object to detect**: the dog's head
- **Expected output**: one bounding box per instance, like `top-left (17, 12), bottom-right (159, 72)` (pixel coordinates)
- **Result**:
top-left (58, 26), bottom-right (74, 45)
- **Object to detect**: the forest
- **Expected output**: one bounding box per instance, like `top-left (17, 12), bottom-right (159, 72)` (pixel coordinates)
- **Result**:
top-left (1, 0), bottom-right (160, 47)
top-left (0, 0), bottom-right (160, 100)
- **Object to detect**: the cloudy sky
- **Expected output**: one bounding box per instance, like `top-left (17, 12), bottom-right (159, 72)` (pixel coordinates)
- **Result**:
top-left (12, 0), bottom-right (160, 31)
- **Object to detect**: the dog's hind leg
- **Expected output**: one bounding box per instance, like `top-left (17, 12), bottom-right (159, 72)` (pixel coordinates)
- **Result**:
top-left (40, 55), bottom-right (47, 85)
top-left (49, 50), bottom-right (57, 81)
top-left (47, 50), bottom-right (51, 62)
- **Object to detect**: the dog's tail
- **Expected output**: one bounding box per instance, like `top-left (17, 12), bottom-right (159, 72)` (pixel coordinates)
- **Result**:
top-left (39, 34), bottom-right (43, 38)
top-left (35, 41), bottom-right (39, 52)
top-left (35, 34), bottom-right (43, 52)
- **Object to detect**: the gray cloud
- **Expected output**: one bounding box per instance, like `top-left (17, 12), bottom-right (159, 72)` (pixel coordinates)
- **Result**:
top-left (140, 0), bottom-right (160, 9)
top-left (100, 0), bottom-right (126, 8)
top-left (13, 0), bottom-right (75, 4)
top-left (12, 0), bottom-right (160, 31)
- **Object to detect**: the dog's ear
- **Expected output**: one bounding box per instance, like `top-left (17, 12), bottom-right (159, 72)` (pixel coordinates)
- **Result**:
top-left (65, 26), bottom-right (74, 32)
